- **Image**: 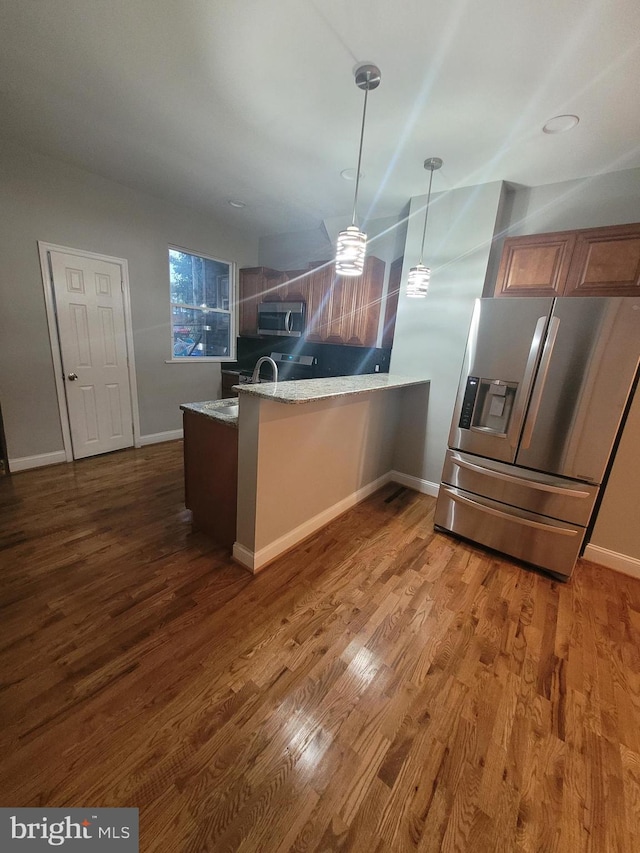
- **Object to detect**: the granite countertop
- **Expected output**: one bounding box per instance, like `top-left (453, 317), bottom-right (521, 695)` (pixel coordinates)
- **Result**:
top-left (180, 374), bottom-right (429, 427)
top-left (180, 398), bottom-right (239, 427)
top-left (236, 373), bottom-right (429, 404)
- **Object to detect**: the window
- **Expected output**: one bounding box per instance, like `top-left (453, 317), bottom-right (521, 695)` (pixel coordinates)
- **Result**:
top-left (169, 246), bottom-right (235, 360)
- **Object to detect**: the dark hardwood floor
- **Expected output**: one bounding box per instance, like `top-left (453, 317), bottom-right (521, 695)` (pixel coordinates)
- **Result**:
top-left (1, 441), bottom-right (639, 852)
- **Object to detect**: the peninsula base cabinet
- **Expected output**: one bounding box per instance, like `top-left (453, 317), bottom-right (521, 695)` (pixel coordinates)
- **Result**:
top-left (495, 222), bottom-right (640, 297)
top-left (183, 411), bottom-right (237, 551)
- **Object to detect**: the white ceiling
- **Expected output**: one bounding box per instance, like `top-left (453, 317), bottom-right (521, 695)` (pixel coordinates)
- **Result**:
top-left (1, 0), bottom-right (639, 238)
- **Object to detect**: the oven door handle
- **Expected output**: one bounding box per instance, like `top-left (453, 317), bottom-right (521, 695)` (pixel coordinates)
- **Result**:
top-left (284, 310), bottom-right (292, 333)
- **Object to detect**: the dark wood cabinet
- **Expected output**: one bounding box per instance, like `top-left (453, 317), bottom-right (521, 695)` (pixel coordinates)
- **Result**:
top-left (494, 222), bottom-right (640, 297)
top-left (221, 370), bottom-right (240, 399)
top-left (381, 256), bottom-right (403, 348)
top-left (494, 231), bottom-right (576, 297)
top-left (237, 267), bottom-right (288, 335)
top-left (238, 256), bottom-right (386, 347)
top-left (564, 224), bottom-right (640, 296)
top-left (183, 411), bottom-right (238, 551)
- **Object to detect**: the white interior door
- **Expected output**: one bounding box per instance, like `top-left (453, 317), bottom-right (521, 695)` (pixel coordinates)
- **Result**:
top-left (49, 250), bottom-right (134, 459)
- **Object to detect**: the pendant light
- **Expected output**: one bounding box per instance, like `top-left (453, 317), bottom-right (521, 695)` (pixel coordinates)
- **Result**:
top-left (335, 63), bottom-right (381, 277)
top-left (407, 157), bottom-right (443, 298)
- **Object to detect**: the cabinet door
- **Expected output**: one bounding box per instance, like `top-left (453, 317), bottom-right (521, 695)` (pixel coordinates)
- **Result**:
top-left (494, 232), bottom-right (576, 297)
top-left (354, 255), bottom-right (384, 346)
top-left (238, 267), bottom-right (287, 334)
top-left (283, 270), bottom-right (309, 302)
top-left (381, 256), bottom-right (403, 348)
top-left (308, 256), bottom-right (384, 345)
top-left (564, 223), bottom-right (640, 296)
top-left (238, 268), bottom-right (264, 335)
top-left (261, 270), bottom-right (289, 302)
top-left (305, 262), bottom-right (333, 341)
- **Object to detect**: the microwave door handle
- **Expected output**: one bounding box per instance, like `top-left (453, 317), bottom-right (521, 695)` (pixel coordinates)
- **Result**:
top-left (507, 315), bottom-right (548, 448)
top-left (284, 310), bottom-right (292, 332)
top-left (520, 316), bottom-right (560, 450)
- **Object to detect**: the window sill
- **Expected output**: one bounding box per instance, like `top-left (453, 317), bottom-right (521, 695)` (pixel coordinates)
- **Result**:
top-left (165, 358), bottom-right (230, 364)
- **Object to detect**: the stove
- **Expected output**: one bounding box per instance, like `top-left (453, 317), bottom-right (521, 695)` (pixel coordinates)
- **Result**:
top-left (269, 351), bottom-right (316, 381)
top-left (234, 351), bottom-right (317, 384)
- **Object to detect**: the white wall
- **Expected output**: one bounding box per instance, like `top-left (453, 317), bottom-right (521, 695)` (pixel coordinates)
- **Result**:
top-left (0, 141), bottom-right (258, 462)
top-left (258, 224), bottom-right (333, 270)
top-left (258, 213), bottom-right (408, 272)
top-left (589, 388), bottom-right (640, 564)
top-left (235, 387), bottom-right (408, 571)
top-left (506, 167), bottom-right (640, 236)
top-left (390, 181), bottom-right (506, 486)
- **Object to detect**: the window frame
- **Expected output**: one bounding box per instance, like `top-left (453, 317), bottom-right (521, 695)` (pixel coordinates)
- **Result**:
top-left (166, 244), bottom-right (236, 363)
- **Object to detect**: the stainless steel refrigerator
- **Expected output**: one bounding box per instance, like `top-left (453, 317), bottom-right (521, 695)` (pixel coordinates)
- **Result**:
top-left (434, 296), bottom-right (640, 578)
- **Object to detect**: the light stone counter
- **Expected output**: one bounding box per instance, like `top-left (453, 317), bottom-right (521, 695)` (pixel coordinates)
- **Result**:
top-left (180, 375), bottom-right (429, 427)
top-left (180, 398), bottom-right (238, 428)
top-left (236, 373), bottom-right (429, 404)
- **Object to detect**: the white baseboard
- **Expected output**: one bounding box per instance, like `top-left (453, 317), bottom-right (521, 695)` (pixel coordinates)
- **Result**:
top-left (8, 450), bottom-right (68, 472)
top-left (233, 472), bottom-right (393, 573)
top-left (582, 544), bottom-right (640, 580)
top-left (390, 470), bottom-right (440, 498)
top-left (139, 429), bottom-right (183, 446)
top-left (232, 542), bottom-right (257, 573)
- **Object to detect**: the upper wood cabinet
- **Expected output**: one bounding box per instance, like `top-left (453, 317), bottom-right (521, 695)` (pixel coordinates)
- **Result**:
top-left (564, 224), bottom-right (640, 296)
top-left (381, 256), bottom-right (403, 348)
top-left (237, 267), bottom-right (288, 335)
top-left (494, 222), bottom-right (640, 298)
top-left (238, 256), bottom-right (386, 347)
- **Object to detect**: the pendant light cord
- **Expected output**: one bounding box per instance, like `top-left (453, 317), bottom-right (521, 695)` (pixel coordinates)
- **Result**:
top-left (418, 166), bottom-right (435, 264)
top-left (351, 80), bottom-right (370, 227)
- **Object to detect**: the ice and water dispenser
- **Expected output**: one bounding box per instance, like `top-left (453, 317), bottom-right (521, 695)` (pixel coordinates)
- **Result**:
top-left (458, 376), bottom-right (518, 435)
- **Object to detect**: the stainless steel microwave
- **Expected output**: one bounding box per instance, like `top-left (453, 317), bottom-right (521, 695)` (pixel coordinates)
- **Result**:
top-left (257, 301), bottom-right (306, 337)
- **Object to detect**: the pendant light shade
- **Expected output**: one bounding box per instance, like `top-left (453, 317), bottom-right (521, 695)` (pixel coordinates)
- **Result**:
top-left (335, 225), bottom-right (367, 276)
top-left (407, 157), bottom-right (442, 298)
top-left (335, 64), bottom-right (381, 277)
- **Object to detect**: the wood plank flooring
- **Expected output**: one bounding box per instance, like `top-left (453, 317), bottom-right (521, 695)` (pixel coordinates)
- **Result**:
top-left (1, 441), bottom-right (640, 851)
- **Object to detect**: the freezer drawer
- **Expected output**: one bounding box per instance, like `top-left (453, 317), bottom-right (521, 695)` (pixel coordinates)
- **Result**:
top-left (434, 485), bottom-right (586, 578)
top-left (441, 449), bottom-right (598, 526)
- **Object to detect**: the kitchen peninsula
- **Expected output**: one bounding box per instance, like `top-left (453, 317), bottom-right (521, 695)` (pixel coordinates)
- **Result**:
top-left (181, 374), bottom-right (430, 572)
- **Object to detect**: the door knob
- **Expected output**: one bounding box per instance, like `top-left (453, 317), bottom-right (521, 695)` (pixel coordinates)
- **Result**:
top-left (67, 372), bottom-right (78, 381)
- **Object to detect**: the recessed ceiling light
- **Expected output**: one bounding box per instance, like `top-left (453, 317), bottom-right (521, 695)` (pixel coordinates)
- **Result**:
top-left (542, 114), bottom-right (580, 134)
top-left (340, 168), bottom-right (364, 181)
top-left (228, 199), bottom-right (246, 208)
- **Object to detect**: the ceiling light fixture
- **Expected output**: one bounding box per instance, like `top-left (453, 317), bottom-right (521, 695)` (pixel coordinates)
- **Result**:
top-left (335, 63), bottom-right (381, 277)
top-left (228, 199), bottom-right (246, 208)
top-left (407, 157), bottom-right (443, 299)
top-left (542, 114), bottom-right (579, 134)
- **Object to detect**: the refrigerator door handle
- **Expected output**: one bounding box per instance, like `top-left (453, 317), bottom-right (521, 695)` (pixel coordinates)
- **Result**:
top-left (520, 316), bottom-right (561, 450)
top-left (449, 454), bottom-right (591, 498)
top-left (507, 316), bottom-right (548, 448)
top-left (443, 487), bottom-right (579, 536)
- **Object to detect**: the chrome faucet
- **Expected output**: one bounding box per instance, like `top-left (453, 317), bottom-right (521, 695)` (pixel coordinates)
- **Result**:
top-left (251, 356), bottom-right (278, 384)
